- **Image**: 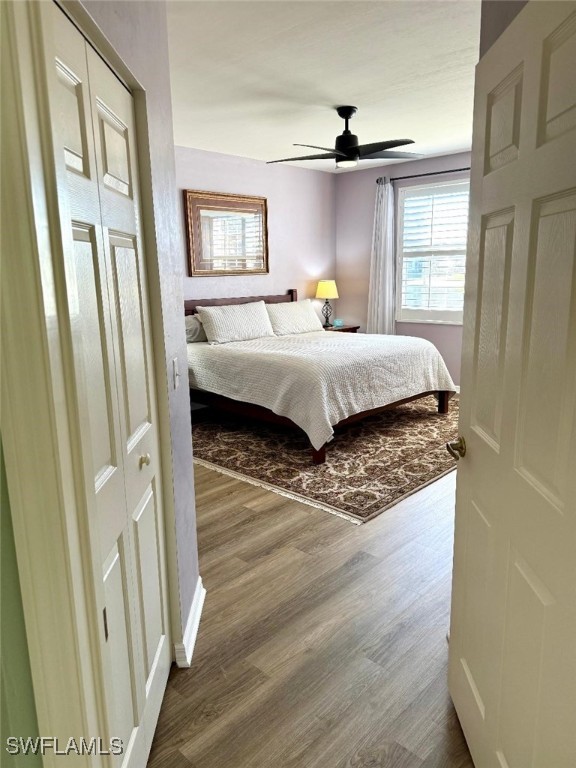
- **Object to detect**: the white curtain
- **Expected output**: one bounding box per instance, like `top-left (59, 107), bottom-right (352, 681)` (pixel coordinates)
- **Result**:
top-left (366, 177), bottom-right (395, 334)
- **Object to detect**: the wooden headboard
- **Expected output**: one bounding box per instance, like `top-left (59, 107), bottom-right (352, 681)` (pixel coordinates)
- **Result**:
top-left (184, 289), bottom-right (298, 315)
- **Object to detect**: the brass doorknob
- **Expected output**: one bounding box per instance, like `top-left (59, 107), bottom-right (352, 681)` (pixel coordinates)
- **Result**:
top-left (138, 453), bottom-right (151, 469)
top-left (446, 436), bottom-right (466, 461)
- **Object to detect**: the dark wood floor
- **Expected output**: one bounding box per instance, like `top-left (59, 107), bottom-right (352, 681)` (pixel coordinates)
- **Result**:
top-left (148, 465), bottom-right (473, 768)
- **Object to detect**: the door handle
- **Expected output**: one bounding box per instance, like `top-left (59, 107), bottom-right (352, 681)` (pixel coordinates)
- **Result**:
top-left (138, 453), bottom-right (151, 470)
top-left (446, 436), bottom-right (466, 461)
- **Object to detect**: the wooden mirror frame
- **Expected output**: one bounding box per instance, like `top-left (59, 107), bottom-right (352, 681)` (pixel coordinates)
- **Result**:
top-left (184, 189), bottom-right (269, 277)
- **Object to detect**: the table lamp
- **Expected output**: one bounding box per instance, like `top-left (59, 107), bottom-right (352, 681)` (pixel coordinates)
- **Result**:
top-left (316, 280), bottom-right (339, 327)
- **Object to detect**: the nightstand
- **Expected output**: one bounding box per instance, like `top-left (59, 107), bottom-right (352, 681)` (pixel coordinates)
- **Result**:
top-left (325, 325), bottom-right (360, 333)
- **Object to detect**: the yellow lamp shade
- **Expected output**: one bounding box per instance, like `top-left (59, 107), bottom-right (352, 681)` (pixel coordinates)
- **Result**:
top-left (315, 280), bottom-right (339, 300)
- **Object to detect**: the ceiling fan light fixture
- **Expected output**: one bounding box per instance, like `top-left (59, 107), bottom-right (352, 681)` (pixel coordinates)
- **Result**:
top-left (267, 106), bottom-right (416, 167)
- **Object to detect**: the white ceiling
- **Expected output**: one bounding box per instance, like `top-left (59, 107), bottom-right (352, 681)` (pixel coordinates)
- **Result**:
top-left (166, 1), bottom-right (481, 172)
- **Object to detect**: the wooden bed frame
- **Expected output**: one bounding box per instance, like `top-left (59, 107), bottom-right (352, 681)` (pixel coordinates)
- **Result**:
top-left (184, 289), bottom-right (451, 464)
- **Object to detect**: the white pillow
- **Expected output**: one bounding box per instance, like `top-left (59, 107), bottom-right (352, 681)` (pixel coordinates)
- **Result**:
top-left (266, 299), bottom-right (324, 335)
top-left (185, 314), bottom-right (208, 343)
top-left (196, 301), bottom-right (275, 344)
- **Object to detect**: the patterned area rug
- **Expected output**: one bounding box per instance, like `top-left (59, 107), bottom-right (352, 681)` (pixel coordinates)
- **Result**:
top-left (192, 395), bottom-right (459, 523)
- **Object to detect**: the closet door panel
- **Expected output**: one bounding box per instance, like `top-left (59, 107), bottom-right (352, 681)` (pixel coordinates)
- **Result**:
top-left (107, 233), bottom-right (157, 506)
top-left (44, 10), bottom-right (144, 746)
top-left (85, 30), bottom-right (171, 748)
top-left (132, 486), bottom-right (164, 680)
top-left (40, 5), bottom-right (170, 761)
top-left (87, 51), bottom-right (158, 500)
top-left (109, 235), bottom-right (151, 440)
top-left (44, 4), bottom-right (127, 562)
top-left (54, 58), bottom-right (90, 177)
top-left (96, 99), bottom-right (133, 198)
top-left (102, 542), bottom-right (138, 767)
top-left (69, 224), bottom-right (125, 557)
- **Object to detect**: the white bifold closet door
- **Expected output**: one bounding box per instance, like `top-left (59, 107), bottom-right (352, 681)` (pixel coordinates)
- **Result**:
top-left (40, 3), bottom-right (171, 765)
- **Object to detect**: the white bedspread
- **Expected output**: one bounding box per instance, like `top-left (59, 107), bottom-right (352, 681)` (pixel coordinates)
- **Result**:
top-left (187, 332), bottom-right (456, 450)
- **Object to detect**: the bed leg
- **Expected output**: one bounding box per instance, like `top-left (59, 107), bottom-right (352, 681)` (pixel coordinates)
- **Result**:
top-left (438, 391), bottom-right (450, 414)
top-left (312, 444), bottom-right (326, 465)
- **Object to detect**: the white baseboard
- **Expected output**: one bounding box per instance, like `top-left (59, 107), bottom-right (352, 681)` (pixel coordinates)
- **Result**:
top-left (174, 577), bottom-right (206, 668)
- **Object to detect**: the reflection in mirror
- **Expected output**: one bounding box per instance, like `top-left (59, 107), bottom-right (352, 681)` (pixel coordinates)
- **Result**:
top-left (184, 190), bottom-right (269, 276)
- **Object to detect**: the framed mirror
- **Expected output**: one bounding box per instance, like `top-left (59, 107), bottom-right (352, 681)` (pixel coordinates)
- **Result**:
top-left (184, 190), bottom-right (269, 276)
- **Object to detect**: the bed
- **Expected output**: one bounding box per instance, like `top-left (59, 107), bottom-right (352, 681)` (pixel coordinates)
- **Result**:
top-left (185, 290), bottom-right (455, 464)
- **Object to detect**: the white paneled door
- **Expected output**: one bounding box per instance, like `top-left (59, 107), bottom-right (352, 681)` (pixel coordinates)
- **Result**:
top-left (449, 2), bottom-right (576, 767)
top-left (40, 3), bottom-right (171, 765)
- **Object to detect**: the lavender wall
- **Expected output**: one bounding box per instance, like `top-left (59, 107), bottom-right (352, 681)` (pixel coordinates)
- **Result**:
top-left (480, 0), bottom-right (528, 56)
top-left (335, 152), bottom-right (471, 384)
top-left (176, 147), bottom-right (336, 307)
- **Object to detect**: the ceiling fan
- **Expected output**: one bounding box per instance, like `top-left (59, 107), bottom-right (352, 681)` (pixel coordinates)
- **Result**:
top-left (267, 106), bottom-right (419, 169)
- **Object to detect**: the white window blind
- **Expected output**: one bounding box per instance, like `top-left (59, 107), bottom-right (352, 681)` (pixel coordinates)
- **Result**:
top-left (200, 210), bottom-right (264, 270)
top-left (396, 180), bottom-right (470, 324)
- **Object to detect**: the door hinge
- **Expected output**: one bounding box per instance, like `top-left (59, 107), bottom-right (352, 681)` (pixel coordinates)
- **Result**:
top-left (103, 607), bottom-right (109, 641)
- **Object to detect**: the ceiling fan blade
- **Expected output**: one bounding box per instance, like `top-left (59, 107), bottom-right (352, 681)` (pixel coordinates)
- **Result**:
top-left (360, 151), bottom-right (423, 160)
top-left (267, 152), bottom-right (339, 164)
top-left (294, 143), bottom-right (347, 158)
top-left (357, 139), bottom-right (415, 156)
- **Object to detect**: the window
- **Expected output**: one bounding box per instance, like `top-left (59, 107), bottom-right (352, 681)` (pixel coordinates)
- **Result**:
top-left (201, 210), bottom-right (264, 270)
top-left (396, 180), bottom-right (470, 324)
